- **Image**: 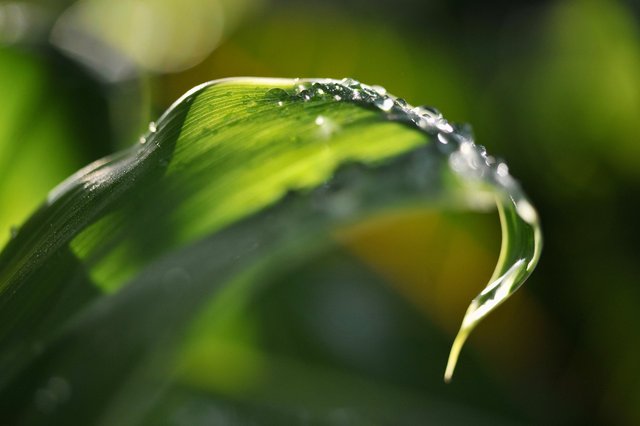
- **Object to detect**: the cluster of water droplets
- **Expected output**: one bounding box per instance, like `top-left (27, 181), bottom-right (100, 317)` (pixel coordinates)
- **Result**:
top-left (266, 78), bottom-right (525, 207)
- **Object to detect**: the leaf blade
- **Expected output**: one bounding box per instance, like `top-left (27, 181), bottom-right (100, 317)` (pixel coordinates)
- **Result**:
top-left (0, 77), bottom-right (541, 422)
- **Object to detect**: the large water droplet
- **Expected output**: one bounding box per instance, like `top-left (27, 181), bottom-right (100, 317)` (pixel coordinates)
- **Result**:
top-left (312, 83), bottom-right (327, 96)
top-left (516, 199), bottom-right (538, 225)
top-left (265, 87), bottom-right (289, 101)
top-left (375, 97), bottom-right (394, 112)
top-left (436, 121), bottom-right (454, 133)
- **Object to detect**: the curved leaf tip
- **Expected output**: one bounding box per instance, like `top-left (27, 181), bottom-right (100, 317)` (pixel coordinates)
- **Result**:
top-left (268, 78), bottom-right (543, 381)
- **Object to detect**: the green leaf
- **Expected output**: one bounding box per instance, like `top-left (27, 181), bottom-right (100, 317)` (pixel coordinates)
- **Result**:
top-left (0, 77), bottom-right (541, 424)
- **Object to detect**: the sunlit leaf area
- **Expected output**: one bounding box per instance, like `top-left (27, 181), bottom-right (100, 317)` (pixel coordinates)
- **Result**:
top-left (0, 0), bottom-right (638, 425)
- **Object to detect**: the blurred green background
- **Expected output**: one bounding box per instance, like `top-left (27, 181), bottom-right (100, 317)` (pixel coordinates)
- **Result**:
top-left (1, 0), bottom-right (639, 424)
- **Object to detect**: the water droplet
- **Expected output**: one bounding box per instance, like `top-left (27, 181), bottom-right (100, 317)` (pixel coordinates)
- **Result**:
top-left (334, 95), bottom-right (342, 101)
top-left (460, 141), bottom-right (473, 155)
top-left (437, 121), bottom-right (454, 133)
top-left (409, 106), bottom-right (440, 128)
top-left (372, 85), bottom-right (387, 95)
top-left (148, 122), bottom-right (157, 133)
top-left (496, 163), bottom-right (509, 177)
top-left (139, 136), bottom-right (146, 145)
top-left (266, 87), bottom-right (289, 101)
top-left (437, 133), bottom-right (449, 144)
top-left (360, 87), bottom-right (377, 101)
top-left (315, 116), bottom-right (325, 126)
top-left (375, 97), bottom-right (394, 112)
top-left (516, 199), bottom-right (538, 224)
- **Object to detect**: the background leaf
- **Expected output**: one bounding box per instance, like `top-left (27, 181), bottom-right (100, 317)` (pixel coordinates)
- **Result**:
top-left (0, 46), bottom-right (111, 249)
